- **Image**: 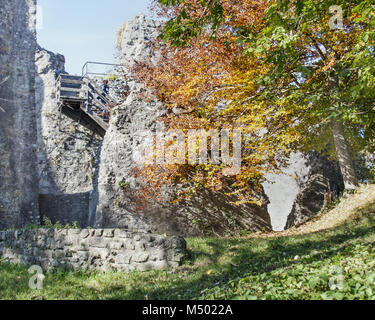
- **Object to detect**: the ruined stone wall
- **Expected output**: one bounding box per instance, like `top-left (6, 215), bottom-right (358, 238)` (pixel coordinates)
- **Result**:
top-left (0, 228), bottom-right (187, 272)
top-left (0, 0), bottom-right (39, 229)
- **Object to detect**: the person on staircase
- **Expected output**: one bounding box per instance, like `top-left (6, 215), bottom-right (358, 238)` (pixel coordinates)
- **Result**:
top-left (101, 79), bottom-right (109, 97)
top-left (97, 79), bottom-right (110, 120)
top-left (98, 79), bottom-right (109, 104)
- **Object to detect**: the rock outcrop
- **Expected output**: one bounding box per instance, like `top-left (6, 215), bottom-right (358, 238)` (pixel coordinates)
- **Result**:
top-left (284, 152), bottom-right (344, 229)
top-left (117, 14), bottom-right (162, 71)
top-left (0, 0), bottom-right (39, 229)
top-left (35, 47), bottom-right (103, 227)
top-left (262, 153), bottom-right (313, 231)
top-left (263, 152), bottom-right (345, 230)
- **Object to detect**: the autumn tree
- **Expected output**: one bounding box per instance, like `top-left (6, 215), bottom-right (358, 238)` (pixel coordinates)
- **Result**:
top-left (136, 0), bottom-right (374, 195)
top-left (134, 0), bottom-right (305, 205)
top-left (239, 0), bottom-right (375, 190)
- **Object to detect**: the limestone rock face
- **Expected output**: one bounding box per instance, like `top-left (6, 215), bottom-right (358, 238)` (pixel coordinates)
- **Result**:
top-left (284, 152), bottom-right (344, 229)
top-left (263, 152), bottom-right (345, 231)
top-left (0, 0), bottom-right (39, 229)
top-left (117, 14), bottom-right (162, 70)
top-left (35, 47), bottom-right (102, 227)
top-left (95, 15), bottom-right (272, 236)
top-left (262, 153), bottom-right (314, 231)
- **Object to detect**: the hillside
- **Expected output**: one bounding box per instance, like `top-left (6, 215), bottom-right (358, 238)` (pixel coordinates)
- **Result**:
top-left (1, 184), bottom-right (375, 300)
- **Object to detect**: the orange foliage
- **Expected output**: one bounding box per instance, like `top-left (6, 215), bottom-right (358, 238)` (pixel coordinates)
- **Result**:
top-left (130, 0), bottom-right (301, 205)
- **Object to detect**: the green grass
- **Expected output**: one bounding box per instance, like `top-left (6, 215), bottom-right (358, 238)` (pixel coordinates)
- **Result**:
top-left (1, 199), bottom-right (375, 300)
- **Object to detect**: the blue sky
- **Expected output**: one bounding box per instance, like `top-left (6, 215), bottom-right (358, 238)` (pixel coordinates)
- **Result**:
top-left (37, 0), bottom-right (151, 75)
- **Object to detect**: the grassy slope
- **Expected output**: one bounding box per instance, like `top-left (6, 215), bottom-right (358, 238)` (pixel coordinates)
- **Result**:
top-left (1, 184), bottom-right (375, 300)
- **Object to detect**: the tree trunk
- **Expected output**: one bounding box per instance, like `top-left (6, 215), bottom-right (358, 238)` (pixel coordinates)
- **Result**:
top-left (330, 119), bottom-right (359, 190)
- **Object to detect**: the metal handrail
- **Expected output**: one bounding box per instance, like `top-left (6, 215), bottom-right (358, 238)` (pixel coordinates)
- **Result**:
top-left (82, 61), bottom-right (122, 78)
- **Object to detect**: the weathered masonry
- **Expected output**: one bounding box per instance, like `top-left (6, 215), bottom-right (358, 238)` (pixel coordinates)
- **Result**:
top-left (0, 228), bottom-right (188, 272)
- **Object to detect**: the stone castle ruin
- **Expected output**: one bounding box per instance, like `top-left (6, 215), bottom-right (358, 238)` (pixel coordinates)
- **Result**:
top-left (0, 0), bottom-right (344, 245)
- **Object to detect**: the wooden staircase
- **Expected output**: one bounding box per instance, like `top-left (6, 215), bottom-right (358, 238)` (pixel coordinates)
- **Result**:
top-left (56, 74), bottom-right (114, 137)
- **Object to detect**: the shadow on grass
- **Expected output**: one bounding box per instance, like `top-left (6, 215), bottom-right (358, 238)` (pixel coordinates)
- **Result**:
top-left (113, 213), bottom-right (375, 300)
